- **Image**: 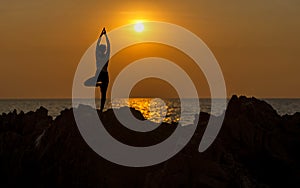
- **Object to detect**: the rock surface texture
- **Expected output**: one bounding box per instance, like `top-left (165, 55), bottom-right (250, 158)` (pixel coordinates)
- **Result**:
top-left (0, 96), bottom-right (299, 188)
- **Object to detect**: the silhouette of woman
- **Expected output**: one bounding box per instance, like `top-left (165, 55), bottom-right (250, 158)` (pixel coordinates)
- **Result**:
top-left (95, 27), bottom-right (110, 112)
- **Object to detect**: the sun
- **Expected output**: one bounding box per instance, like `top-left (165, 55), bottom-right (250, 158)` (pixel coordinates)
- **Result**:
top-left (134, 22), bottom-right (144, 32)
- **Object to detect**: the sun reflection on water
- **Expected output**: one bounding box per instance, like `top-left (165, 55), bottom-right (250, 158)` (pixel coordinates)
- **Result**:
top-left (111, 98), bottom-right (180, 124)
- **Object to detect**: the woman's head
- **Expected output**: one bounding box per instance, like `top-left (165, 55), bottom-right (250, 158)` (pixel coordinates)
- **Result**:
top-left (99, 44), bottom-right (106, 54)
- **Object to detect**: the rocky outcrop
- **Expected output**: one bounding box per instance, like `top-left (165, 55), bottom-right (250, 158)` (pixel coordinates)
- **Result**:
top-left (219, 96), bottom-right (300, 187)
top-left (0, 96), bottom-right (299, 187)
top-left (0, 107), bottom-right (52, 187)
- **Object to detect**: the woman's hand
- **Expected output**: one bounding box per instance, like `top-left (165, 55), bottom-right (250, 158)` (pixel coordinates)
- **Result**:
top-left (100, 27), bottom-right (106, 37)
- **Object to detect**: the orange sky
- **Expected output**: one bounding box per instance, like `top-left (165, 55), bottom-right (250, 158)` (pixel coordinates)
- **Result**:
top-left (0, 0), bottom-right (299, 98)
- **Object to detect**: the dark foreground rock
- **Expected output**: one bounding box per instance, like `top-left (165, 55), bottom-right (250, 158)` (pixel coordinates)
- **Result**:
top-left (0, 96), bottom-right (299, 188)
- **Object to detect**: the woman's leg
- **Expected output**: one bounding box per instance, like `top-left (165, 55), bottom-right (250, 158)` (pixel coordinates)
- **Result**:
top-left (100, 82), bottom-right (108, 112)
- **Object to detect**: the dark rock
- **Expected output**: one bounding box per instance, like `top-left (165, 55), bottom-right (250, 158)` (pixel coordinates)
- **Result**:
top-left (0, 96), bottom-right (299, 187)
top-left (0, 107), bottom-right (52, 187)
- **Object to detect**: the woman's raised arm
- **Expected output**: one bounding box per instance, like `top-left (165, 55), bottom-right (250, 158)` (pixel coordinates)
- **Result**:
top-left (104, 34), bottom-right (110, 59)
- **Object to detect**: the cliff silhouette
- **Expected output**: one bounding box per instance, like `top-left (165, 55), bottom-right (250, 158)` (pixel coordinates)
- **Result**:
top-left (0, 95), bottom-right (299, 187)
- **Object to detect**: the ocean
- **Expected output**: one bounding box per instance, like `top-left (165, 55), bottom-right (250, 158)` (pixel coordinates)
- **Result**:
top-left (0, 98), bottom-right (299, 125)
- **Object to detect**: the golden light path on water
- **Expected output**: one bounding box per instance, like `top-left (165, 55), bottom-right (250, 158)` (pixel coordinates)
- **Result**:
top-left (111, 98), bottom-right (181, 124)
top-left (108, 98), bottom-right (226, 126)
